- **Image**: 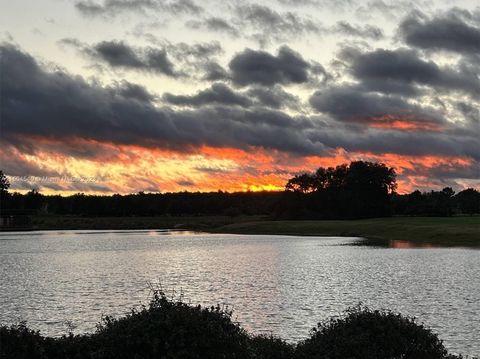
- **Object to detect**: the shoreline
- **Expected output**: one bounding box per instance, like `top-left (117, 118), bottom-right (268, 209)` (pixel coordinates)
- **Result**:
top-left (1, 215), bottom-right (479, 247)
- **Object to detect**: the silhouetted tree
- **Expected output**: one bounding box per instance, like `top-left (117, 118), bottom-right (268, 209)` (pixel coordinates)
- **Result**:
top-left (284, 161), bottom-right (397, 218)
top-left (0, 171), bottom-right (11, 211)
top-left (456, 188), bottom-right (480, 215)
top-left (285, 173), bottom-right (317, 193)
top-left (24, 189), bottom-right (44, 211)
top-left (0, 171), bottom-right (9, 195)
top-left (393, 186), bottom-right (480, 216)
top-left (2, 167), bottom-right (477, 219)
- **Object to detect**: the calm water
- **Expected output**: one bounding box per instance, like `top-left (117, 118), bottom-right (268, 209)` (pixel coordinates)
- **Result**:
top-left (0, 230), bottom-right (479, 356)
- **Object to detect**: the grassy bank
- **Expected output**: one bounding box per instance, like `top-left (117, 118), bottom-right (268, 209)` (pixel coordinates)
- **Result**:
top-left (214, 216), bottom-right (480, 247)
top-left (12, 215), bottom-right (480, 247)
top-left (0, 291), bottom-right (471, 359)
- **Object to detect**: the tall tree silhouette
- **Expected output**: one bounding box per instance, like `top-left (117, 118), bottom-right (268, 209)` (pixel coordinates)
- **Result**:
top-left (456, 188), bottom-right (480, 215)
top-left (285, 161), bottom-right (397, 218)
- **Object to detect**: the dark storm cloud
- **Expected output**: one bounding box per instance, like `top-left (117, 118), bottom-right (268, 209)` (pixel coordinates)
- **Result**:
top-left (307, 110), bottom-right (480, 161)
top-left (399, 10), bottom-right (480, 54)
top-left (403, 160), bottom-right (480, 181)
top-left (110, 81), bottom-right (157, 103)
top-left (246, 86), bottom-right (300, 110)
top-left (0, 44), bottom-right (324, 156)
top-left (75, 0), bottom-right (202, 18)
top-left (229, 46), bottom-right (315, 87)
top-left (202, 62), bottom-right (229, 81)
top-left (2, 44), bottom-right (479, 170)
top-left (348, 49), bottom-right (480, 96)
top-left (309, 85), bottom-right (444, 125)
top-left (61, 38), bottom-right (225, 80)
top-left (334, 21), bottom-right (384, 40)
top-left (163, 83), bottom-right (300, 110)
top-left (60, 39), bottom-right (178, 77)
top-left (93, 40), bottom-right (177, 76)
top-left (456, 102), bottom-right (480, 124)
top-left (163, 83), bottom-right (252, 107)
top-left (93, 41), bottom-right (143, 66)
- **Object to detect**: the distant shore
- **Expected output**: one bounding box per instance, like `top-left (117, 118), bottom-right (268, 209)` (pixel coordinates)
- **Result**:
top-left (212, 216), bottom-right (480, 247)
top-left (3, 215), bottom-right (479, 247)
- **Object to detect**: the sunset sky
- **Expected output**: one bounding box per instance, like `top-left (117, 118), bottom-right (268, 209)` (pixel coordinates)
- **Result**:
top-left (1, 0), bottom-right (479, 195)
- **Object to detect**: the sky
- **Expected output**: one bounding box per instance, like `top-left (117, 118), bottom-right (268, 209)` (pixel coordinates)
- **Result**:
top-left (0, 0), bottom-right (479, 195)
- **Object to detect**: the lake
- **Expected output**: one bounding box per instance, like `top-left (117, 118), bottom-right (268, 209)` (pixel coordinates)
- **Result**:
top-left (0, 230), bottom-right (478, 356)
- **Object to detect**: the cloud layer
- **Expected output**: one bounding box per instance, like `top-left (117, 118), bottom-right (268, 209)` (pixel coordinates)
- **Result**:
top-left (1, 0), bottom-right (479, 194)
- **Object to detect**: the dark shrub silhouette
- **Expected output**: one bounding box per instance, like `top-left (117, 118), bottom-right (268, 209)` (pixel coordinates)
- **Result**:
top-left (0, 291), bottom-right (291, 359)
top-left (1, 296), bottom-right (472, 359)
top-left (0, 323), bottom-right (54, 359)
top-left (295, 306), bottom-right (458, 359)
top-left (67, 291), bottom-right (254, 359)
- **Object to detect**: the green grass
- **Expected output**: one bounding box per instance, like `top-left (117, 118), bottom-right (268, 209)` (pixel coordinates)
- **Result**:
top-left (213, 217), bottom-right (480, 247)
top-left (24, 215), bottom-right (480, 247)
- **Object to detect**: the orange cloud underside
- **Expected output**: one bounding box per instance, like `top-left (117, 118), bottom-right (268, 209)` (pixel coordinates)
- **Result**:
top-left (2, 139), bottom-right (477, 195)
top-left (368, 115), bottom-right (444, 131)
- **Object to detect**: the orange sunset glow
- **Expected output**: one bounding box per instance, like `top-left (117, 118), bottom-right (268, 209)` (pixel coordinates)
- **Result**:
top-left (0, 0), bottom-right (478, 196)
top-left (2, 138), bottom-right (477, 194)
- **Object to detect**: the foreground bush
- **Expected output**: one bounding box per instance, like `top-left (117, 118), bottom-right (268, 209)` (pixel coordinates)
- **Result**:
top-left (295, 306), bottom-right (462, 359)
top-left (0, 294), bottom-right (472, 359)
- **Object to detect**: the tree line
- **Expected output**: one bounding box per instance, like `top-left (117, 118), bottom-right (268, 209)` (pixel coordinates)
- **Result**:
top-left (1, 163), bottom-right (479, 219)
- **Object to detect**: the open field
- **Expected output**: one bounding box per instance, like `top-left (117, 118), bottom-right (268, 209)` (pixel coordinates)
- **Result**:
top-left (214, 216), bottom-right (480, 247)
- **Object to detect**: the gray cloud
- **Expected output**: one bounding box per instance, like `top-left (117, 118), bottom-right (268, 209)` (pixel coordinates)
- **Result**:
top-left (235, 4), bottom-right (320, 44)
top-left (2, 44), bottom-right (479, 174)
top-left (356, 0), bottom-right (432, 21)
top-left (0, 44), bottom-right (324, 156)
top-left (309, 85), bottom-right (445, 126)
top-left (92, 40), bottom-right (177, 76)
top-left (399, 10), bottom-right (480, 54)
top-left (456, 102), bottom-right (480, 124)
top-left (110, 80), bottom-right (157, 103)
top-left (187, 4), bottom-right (320, 45)
top-left (202, 61), bottom-right (229, 81)
top-left (162, 83), bottom-right (300, 110)
top-left (334, 21), bottom-right (384, 40)
top-left (176, 179), bottom-right (195, 186)
top-left (348, 48), bottom-right (480, 97)
top-left (186, 17), bottom-right (240, 37)
top-left (229, 46), bottom-right (315, 86)
top-left (163, 83), bottom-right (252, 107)
top-left (164, 41), bottom-right (223, 60)
top-left (0, 146), bottom-right (60, 178)
top-left (161, 41), bottom-right (226, 80)
top-left (246, 86), bottom-right (300, 110)
top-left (75, 0), bottom-right (202, 18)
top-left (60, 38), bottom-right (225, 80)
